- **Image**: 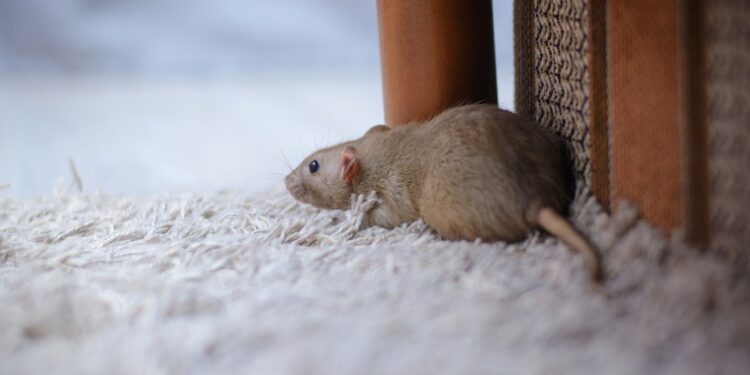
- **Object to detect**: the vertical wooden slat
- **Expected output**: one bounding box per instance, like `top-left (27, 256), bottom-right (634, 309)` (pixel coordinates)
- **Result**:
top-left (679, 0), bottom-right (710, 245)
top-left (587, 0), bottom-right (610, 209)
top-left (608, 0), bottom-right (683, 232)
top-left (377, 0), bottom-right (497, 126)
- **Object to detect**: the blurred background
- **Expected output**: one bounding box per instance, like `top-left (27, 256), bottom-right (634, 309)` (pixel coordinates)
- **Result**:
top-left (0, 0), bottom-right (514, 197)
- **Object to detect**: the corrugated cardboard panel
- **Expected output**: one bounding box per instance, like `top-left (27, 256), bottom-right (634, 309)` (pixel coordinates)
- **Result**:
top-left (705, 0), bottom-right (750, 263)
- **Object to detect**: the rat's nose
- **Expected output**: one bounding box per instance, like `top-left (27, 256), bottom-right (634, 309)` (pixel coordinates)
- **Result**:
top-left (285, 173), bottom-right (304, 200)
top-left (284, 173), bottom-right (295, 191)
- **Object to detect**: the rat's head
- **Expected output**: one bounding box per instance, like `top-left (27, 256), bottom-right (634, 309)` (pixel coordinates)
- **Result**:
top-left (285, 143), bottom-right (361, 209)
top-left (285, 125), bottom-right (388, 209)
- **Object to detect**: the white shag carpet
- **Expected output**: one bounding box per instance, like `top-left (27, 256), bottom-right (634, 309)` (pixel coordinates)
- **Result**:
top-left (1, 187), bottom-right (749, 374)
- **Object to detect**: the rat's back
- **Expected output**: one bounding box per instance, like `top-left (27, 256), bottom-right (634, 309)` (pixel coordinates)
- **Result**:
top-left (417, 104), bottom-right (572, 241)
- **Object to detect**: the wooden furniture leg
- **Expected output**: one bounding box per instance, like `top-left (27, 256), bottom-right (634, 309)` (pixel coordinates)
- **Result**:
top-left (377, 0), bottom-right (497, 126)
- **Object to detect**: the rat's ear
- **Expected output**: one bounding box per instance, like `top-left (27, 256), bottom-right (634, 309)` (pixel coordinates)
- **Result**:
top-left (364, 124), bottom-right (389, 137)
top-left (339, 146), bottom-right (360, 185)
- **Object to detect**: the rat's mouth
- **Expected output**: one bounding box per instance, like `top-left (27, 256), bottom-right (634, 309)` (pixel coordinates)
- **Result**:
top-left (284, 174), bottom-right (307, 201)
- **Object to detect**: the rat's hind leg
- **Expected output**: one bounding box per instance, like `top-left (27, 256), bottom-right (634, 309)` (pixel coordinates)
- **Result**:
top-left (418, 174), bottom-right (528, 242)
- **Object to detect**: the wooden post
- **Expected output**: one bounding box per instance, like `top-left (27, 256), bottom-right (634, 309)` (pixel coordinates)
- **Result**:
top-left (377, 0), bottom-right (497, 126)
top-left (679, 0), bottom-right (709, 245)
top-left (608, 0), bottom-right (683, 232)
top-left (587, 0), bottom-right (610, 209)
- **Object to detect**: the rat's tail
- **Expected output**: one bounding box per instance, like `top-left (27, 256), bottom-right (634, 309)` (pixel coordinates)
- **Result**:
top-left (536, 207), bottom-right (604, 285)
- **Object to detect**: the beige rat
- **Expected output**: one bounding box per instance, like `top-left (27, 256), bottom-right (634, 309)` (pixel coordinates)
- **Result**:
top-left (285, 104), bottom-right (603, 283)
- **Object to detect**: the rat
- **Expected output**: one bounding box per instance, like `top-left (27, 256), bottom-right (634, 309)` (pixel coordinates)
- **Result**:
top-left (285, 104), bottom-right (603, 284)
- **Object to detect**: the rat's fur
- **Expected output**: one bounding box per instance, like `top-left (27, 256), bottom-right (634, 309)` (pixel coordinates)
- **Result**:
top-left (286, 104), bottom-right (601, 282)
top-left (287, 104), bottom-right (569, 240)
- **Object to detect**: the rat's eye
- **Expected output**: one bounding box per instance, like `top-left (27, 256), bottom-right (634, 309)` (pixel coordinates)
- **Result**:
top-left (309, 160), bottom-right (320, 173)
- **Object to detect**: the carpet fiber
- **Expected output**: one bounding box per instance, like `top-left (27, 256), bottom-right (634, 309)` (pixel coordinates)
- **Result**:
top-left (1, 187), bottom-right (748, 374)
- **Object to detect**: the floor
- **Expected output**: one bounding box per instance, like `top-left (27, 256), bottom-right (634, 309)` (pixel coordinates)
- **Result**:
top-left (1, 186), bottom-right (748, 374)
